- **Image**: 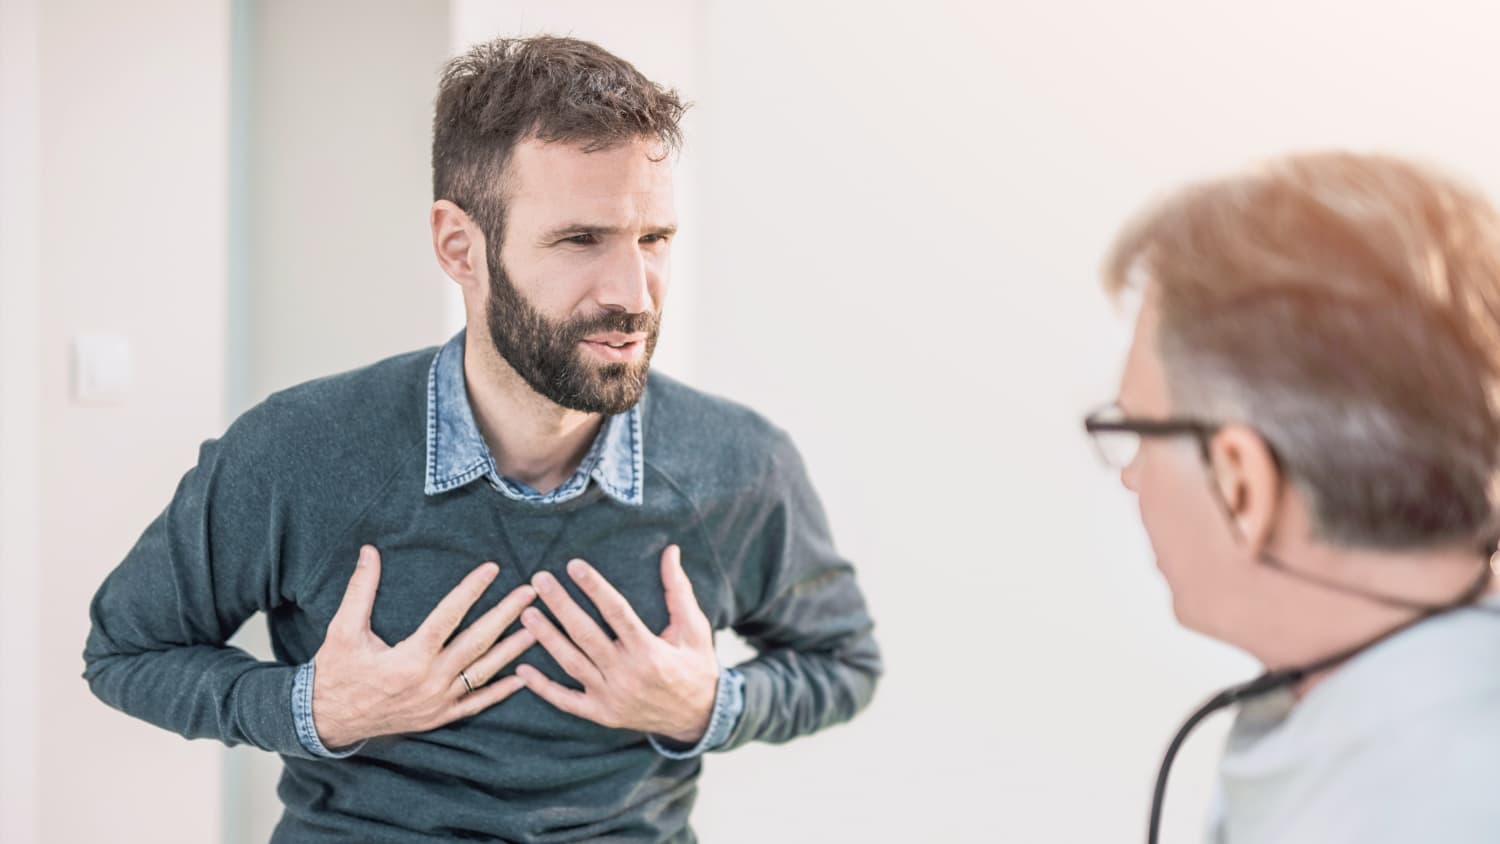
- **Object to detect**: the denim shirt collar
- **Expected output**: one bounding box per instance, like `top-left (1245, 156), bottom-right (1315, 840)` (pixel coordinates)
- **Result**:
top-left (424, 330), bottom-right (644, 506)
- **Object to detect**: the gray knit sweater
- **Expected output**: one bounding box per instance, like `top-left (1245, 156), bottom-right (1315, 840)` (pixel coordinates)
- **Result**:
top-left (83, 344), bottom-right (881, 843)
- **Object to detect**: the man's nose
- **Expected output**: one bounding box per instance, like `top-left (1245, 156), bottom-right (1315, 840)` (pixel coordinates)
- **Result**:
top-left (596, 242), bottom-right (654, 315)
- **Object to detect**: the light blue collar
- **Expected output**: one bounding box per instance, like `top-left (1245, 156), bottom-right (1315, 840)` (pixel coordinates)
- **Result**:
top-left (423, 330), bottom-right (644, 506)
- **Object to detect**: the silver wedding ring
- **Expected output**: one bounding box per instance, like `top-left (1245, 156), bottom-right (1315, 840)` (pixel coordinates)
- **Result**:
top-left (459, 669), bottom-right (476, 694)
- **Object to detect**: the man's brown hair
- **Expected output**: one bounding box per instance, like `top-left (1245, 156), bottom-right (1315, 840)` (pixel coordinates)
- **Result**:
top-left (432, 36), bottom-right (687, 248)
top-left (1106, 152), bottom-right (1500, 551)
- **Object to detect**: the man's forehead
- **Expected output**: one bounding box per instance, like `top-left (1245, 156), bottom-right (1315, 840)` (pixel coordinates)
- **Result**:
top-left (506, 137), bottom-right (674, 196)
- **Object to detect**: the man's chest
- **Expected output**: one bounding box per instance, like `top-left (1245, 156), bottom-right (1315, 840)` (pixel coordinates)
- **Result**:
top-left (286, 495), bottom-right (735, 657)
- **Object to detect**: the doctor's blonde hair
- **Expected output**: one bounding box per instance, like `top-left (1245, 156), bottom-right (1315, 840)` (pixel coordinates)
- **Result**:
top-left (1106, 152), bottom-right (1500, 551)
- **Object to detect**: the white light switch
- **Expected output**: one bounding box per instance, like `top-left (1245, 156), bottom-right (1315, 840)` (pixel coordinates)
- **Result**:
top-left (72, 334), bottom-right (132, 404)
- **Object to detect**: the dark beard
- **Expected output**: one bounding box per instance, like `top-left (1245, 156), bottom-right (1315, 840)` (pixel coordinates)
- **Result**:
top-left (484, 252), bottom-right (660, 415)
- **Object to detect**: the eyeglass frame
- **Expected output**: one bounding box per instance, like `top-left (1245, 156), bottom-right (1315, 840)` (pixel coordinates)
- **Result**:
top-left (1082, 404), bottom-right (1221, 468)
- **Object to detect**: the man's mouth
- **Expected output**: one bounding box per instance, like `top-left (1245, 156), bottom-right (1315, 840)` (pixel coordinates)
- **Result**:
top-left (583, 332), bottom-right (648, 346)
top-left (579, 333), bottom-right (649, 362)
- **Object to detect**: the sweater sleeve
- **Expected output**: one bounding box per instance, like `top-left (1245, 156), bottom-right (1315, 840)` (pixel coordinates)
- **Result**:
top-left (716, 430), bottom-right (883, 751)
top-left (82, 420), bottom-right (322, 759)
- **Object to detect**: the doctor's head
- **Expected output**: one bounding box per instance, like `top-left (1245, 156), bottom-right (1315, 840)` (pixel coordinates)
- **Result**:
top-left (1091, 152), bottom-right (1500, 666)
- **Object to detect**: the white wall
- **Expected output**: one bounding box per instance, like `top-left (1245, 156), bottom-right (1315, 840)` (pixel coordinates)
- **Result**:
top-left (237, 0), bottom-right (452, 405)
top-left (0, 1), bottom-right (44, 841)
top-left (0, 1), bottom-right (233, 841)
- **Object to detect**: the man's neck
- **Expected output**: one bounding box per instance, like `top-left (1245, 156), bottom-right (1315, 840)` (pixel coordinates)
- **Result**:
top-left (1274, 543), bottom-right (1496, 700)
top-left (462, 332), bottom-right (604, 495)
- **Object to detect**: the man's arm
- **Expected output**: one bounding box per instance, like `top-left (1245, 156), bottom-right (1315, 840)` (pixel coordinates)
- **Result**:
top-left (83, 421), bottom-right (538, 757)
top-left (82, 432), bottom-right (319, 756)
top-left (716, 430), bottom-right (883, 751)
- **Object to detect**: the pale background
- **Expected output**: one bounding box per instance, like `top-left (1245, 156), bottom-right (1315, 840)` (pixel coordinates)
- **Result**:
top-left (4, 1), bottom-right (1498, 841)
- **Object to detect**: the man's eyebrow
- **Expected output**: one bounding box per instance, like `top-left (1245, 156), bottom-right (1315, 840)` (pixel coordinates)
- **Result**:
top-left (541, 223), bottom-right (679, 240)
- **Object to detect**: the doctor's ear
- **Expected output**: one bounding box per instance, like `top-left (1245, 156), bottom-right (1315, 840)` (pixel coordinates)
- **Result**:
top-left (1205, 424), bottom-right (1283, 552)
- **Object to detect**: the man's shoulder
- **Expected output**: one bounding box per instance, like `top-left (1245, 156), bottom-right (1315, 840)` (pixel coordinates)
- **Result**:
top-left (222, 345), bottom-right (437, 470)
top-left (640, 371), bottom-right (797, 488)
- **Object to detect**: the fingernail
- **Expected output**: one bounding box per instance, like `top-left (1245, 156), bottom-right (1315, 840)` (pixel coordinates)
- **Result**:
top-left (480, 562), bottom-right (499, 580)
top-left (532, 572), bottom-right (556, 592)
top-left (567, 559), bottom-right (589, 580)
top-left (523, 608), bottom-right (543, 624)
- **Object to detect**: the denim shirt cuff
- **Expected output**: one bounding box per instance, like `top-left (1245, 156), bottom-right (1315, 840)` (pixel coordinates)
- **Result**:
top-left (648, 665), bottom-right (745, 759)
top-left (292, 659), bottom-right (365, 759)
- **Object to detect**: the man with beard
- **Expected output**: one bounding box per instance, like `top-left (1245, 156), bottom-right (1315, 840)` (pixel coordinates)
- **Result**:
top-left (83, 36), bottom-right (881, 843)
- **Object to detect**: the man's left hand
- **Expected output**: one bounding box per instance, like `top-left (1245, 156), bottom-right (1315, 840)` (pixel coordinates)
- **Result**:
top-left (517, 545), bottom-right (719, 745)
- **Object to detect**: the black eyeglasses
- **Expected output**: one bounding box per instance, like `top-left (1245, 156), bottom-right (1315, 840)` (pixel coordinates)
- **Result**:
top-left (1082, 403), bottom-right (1219, 469)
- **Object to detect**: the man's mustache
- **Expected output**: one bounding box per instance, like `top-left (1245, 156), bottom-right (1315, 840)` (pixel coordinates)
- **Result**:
top-left (564, 310), bottom-right (660, 340)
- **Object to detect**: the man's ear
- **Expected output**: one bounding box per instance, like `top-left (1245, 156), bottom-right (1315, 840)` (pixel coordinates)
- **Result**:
top-left (1206, 424), bottom-right (1284, 554)
top-left (431, 200), bottom-right (487, 294)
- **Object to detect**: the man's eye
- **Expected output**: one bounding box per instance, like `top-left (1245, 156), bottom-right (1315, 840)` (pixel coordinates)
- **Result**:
top-left (563, 234), bottom-right (597, 245)
top-left (640, 233), bottom-right (670, 244)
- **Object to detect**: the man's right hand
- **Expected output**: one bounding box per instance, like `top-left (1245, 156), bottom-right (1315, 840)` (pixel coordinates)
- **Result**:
top-left (310, 544), bottom-right (537, 751)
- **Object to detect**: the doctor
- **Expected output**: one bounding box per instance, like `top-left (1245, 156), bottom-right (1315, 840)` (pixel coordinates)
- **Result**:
top-left (1087, 151), bottom-right (1500, 843)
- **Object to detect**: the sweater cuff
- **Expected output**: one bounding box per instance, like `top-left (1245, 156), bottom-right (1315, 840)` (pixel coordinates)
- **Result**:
top-left (292, 659), bottom-right (365, 759)
top-left (648, 666), bottom-right (745, 759)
